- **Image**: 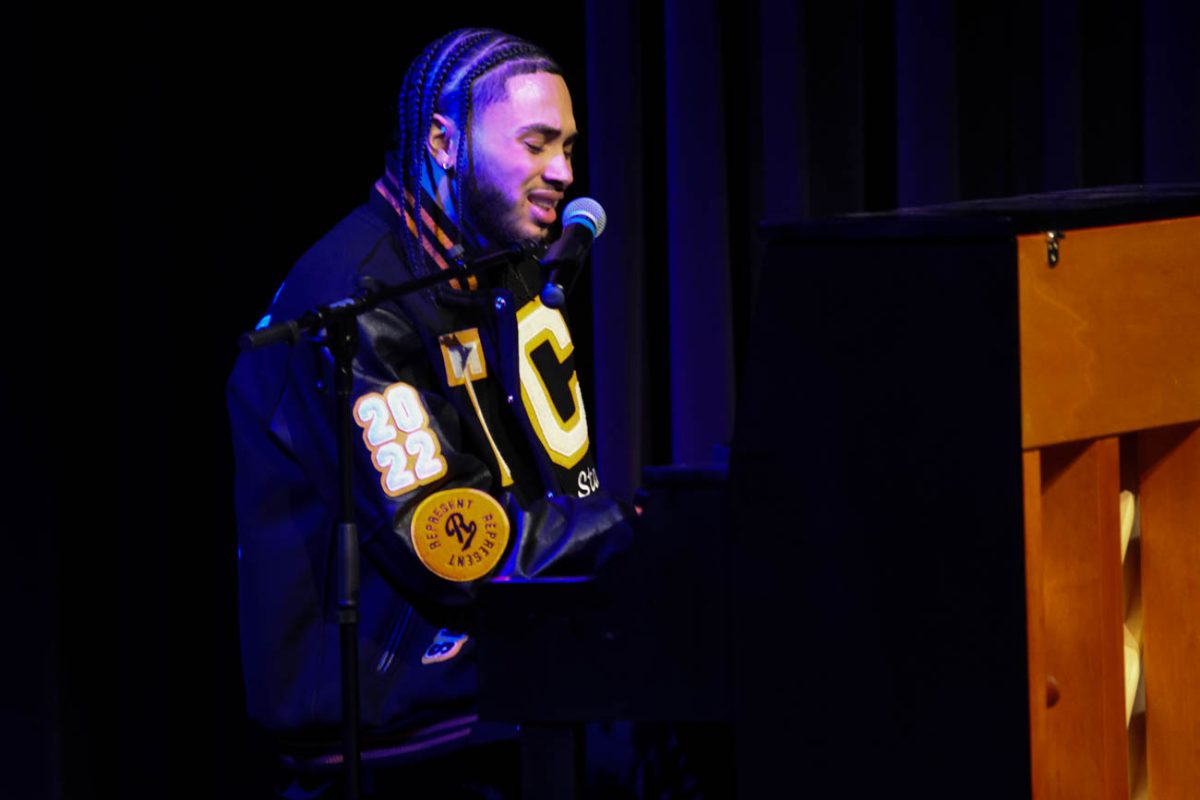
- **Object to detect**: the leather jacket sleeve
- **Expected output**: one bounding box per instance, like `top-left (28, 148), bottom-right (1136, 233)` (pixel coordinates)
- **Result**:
top-left (274, 292), bottom-right (631, 628)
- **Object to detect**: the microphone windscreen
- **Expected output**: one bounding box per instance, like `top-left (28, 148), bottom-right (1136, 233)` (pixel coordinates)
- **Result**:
top-left (562, 197), bottom-right (607, 238)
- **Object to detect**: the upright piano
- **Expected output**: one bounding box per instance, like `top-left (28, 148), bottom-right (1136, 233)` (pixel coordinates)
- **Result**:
top-left (480, 185), bottom-right (1200, 799)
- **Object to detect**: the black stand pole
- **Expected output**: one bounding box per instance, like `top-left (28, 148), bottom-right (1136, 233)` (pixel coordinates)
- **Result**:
top-left (328, 317), bottom-right (362, 799)
top-left (239, 242), bottom-right (538, 800)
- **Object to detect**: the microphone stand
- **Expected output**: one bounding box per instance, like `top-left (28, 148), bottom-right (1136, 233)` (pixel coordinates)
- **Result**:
top-left (239, 241), bottom-right (536, 800)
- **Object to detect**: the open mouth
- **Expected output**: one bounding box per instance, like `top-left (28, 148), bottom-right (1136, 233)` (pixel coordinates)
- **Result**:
top-left (528, 193), bottom-right (560, 225)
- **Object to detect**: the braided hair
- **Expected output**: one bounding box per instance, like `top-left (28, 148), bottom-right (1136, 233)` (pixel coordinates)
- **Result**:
top-left (387, 28), bottom-right (562, 277)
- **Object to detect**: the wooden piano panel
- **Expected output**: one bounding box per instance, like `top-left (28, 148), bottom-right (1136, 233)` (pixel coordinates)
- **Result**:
top-left (1020, 213), bottom-right (1200, 799)
top-left (1017, 216), bottom-right (1200, 450)
top-left (1025, 438), bottom-right (1129, 800)
top-left (1138, 423), bottom-right (1200, 799)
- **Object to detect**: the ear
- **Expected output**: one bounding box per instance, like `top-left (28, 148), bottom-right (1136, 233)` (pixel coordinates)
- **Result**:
top-left (426, 113), bottom-right (459, 170)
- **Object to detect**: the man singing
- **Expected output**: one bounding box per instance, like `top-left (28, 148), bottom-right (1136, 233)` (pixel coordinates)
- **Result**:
top-left (227, 28), bottom-right (630, 797)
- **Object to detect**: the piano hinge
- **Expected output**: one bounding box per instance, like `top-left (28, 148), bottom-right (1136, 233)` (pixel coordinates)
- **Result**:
top-left (1045, 230), bottom-right (1065, 267)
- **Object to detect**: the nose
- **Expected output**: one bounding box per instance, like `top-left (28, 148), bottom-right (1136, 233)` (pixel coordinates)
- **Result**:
top-left (544, 152), bottom-right (573, 190)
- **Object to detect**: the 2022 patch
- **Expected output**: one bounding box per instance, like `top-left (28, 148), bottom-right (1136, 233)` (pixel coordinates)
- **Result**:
top-left (353, 382), bottom-right (447, 497)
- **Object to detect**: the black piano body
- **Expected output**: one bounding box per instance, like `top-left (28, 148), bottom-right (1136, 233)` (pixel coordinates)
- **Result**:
top-left (478, 186), bottom-right (1200, 799)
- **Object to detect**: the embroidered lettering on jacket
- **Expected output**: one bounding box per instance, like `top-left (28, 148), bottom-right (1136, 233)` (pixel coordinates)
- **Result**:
top-left (409, 488), bottom-right (510, 582)
top-left (353, 382), bottom-right (447, 496)
top-left (516, 298), bottom-right (590, 469)
top-left (577, 466), bottom-right (600, 497)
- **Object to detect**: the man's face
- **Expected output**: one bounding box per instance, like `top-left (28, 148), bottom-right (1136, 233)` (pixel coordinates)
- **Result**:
top-left (466, 71), bottom-right (577, 247)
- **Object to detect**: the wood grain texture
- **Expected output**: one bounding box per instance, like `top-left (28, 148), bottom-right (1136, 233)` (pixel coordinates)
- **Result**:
top-left (1023, 449), bottom-right (1048, 800)
top-left (1138, 423), bottom-right (1200, 799)
top-left (1018, 216), bottom-right (1200, 449)
top-left (1037, 438), bottom-right (1128, 800)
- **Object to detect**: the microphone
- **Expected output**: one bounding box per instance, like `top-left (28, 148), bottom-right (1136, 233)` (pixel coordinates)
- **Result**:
top-left (540, 197), bottom-right (607, 309)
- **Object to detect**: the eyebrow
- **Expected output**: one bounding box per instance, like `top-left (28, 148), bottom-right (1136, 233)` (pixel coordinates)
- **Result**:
top-left (516, 124), bottom-right (578, 146)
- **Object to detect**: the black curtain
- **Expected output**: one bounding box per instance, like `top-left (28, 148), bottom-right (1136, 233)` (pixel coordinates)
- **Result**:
top-left (10, 2), bottom-right (1197, 796)
top-left (586, 0), bottom-right (1200, 497)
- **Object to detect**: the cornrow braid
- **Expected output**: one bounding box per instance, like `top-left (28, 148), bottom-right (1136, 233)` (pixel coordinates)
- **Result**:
top-left (392, 29), bottom-right (500, 282)
top-left (394, 42), bottom-right (440, 277)
top-left (411, 30), bottom-right (494, 275)
top-left (386, 28), bottom-right (561, 286)
top-left (397, 43), bottom-right (433, 158)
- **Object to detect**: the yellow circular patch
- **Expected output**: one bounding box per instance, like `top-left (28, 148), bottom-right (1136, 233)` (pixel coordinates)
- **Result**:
top-left (410, 488), bottom-right (510, 582)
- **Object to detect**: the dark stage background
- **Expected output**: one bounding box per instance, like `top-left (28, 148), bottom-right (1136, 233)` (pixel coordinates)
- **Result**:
top-left (6, 1), bottom-right (1197, 797)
